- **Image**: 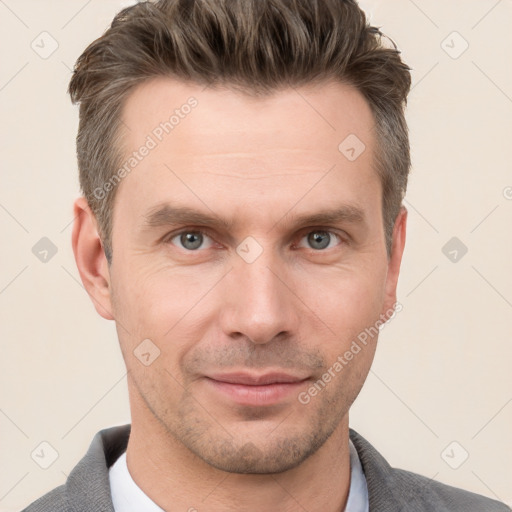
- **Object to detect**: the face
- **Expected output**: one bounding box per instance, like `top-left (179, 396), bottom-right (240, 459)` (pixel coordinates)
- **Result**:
top-left (87, 78), bottom-right (405, 473)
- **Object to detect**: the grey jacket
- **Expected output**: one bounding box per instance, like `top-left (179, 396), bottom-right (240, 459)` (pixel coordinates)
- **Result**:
top-left (22, 424), bottom-right (509, 511)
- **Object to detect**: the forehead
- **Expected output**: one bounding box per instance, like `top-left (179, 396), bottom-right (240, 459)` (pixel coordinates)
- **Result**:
top-left (120, 77), bottom-right (375, 159)
top-left (114, 77), bottom-right (379, 230)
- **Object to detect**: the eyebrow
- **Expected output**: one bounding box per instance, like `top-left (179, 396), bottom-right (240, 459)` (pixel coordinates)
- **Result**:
top-left (143, 204), bottom-right (233, 230)
top-left (142, 203), bottom-right (366, 232)
top-left (277, 204), bottom-right (365, 230)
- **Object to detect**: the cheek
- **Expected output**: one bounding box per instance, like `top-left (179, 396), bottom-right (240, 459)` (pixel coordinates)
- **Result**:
top-left (110, 266), bottom-right (203, 407)
top-left (110, 261), bottom-right (223, 361)
top-left (301, 260), bottom-right (387, 332)
top-left (295, 262), bottom-right (387, 388)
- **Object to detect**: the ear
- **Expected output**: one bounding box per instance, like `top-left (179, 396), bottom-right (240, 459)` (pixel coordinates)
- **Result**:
top-left (71, 197), bottom-right (114, 320)
top-left (381, 205), bottom-right (407, 318)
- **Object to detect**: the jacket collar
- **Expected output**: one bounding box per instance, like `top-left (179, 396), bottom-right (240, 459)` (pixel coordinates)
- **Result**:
top-left (66, 424), bottom-right (130, 512)
top-left (349, 428), bottom-right (408, 510)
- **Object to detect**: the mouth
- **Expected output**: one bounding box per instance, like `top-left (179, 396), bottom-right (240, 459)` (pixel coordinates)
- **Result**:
top-left (203, 371), bottom-right (310, 406)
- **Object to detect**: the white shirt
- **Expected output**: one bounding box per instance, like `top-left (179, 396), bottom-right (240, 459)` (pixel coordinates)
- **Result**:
top-left (109, 439), bottom-right (369, 512)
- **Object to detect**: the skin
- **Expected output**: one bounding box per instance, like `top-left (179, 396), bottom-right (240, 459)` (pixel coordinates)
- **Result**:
top-left (73, 77), bottom-right (407, 512)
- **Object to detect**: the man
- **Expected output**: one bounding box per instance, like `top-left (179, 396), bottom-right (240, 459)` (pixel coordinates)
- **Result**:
top-left (23, 0), bottom-right (509, 511)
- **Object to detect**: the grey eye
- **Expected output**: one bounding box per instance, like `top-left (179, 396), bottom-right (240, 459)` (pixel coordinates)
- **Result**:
top-left (307, 231), bottom-right (331, 250)
top-left (177, 231), bottom-right (205, 250)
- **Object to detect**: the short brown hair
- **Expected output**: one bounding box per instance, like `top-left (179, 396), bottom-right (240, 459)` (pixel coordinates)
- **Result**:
top-left (69, 0), bottom-right (411, 263)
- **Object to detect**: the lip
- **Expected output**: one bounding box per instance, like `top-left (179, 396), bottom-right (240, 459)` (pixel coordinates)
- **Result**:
top-left (207, 371), bottom-right (308, 386)
top-left (204, 372), bottom-right (310, 406)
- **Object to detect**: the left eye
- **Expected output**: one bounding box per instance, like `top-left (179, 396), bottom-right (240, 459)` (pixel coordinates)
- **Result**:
top-left (169, 231), bottom-right (214, 251)
top-left (297, 230), bottom-right (342, 251)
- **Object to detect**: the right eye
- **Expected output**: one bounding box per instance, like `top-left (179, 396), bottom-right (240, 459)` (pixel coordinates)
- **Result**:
top-left (167, 230), bottom-right (215, 251)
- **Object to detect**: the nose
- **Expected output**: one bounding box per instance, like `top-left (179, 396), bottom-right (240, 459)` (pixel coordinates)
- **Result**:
top-left (218, 249), bottom-right (300, 345)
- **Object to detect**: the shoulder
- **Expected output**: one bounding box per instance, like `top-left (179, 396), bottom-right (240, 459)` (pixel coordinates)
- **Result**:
top-left (21, 424), bottom-right (130, 512)
top-left (21, 485), bottom-right (68, 512)
top-left (349, 428), bottom-right (510, 512)
top-left (390, 467), bottom-right (510, 511)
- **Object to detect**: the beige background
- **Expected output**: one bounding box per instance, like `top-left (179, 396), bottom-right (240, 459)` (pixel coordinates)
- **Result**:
top-left (1, 0), bottom-right (511, 510)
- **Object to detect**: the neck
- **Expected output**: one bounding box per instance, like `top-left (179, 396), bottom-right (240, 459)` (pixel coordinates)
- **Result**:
top-left (125, 390), bottom-right (351, 512)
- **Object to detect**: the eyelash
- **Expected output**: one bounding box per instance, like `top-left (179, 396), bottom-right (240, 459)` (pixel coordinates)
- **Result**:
top-left (163, 228), bottom-right (349, 253)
